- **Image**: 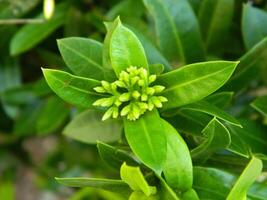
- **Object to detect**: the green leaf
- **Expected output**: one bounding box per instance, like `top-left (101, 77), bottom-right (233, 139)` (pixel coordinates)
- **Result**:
top-left (10, 3), bottom-right (66, 55)
top-left (205, 91), bottom-right (233, 108)
top-left (110, 18), bottom-right (148, 76)
top-left (63, 110), bottom-right (122, 144)
top-left (57, 37), bottom-right (105, 80)
top-left (226, 157), bottom-right (263, 200)
top-left (55, 177), bottom-right (131, 194)
top-left (157, 61), bottom-right (239, 110)
top-left (180, 101), bottom-right (241, 127)
top-left (42, 69), bottom-right (101, 108)
top-left (193, 166), bottom-right (267, 200)
top-left (251, 95), bottom-right (267, 118)
top-left (242, 4), bottom-right (267, 50)
top-left (227, 120), bottom-right (267, 155)
top-left (143, 0), bottom-right (205, 64)
top-left (0, 182), bottom-right (14, 200)
top-left (181, 189), bottom-right (199, 200)
top-left (143, 0), bottom-right (182, 63)
top-left (158, 176), bottom-right (180, 200)
top-left (198, 0), bottom-right (234, 55)
top-left (162, 119), bottom-right (193, 191)
top-left (191, 118), bottom-right (231, 160)
top-left (223, 37), bottom-right (267, 91)
top-left (129, 26), bottom-right (171, 71)
top-left (36, 96), bottom-right (69, 136)
top-left (120, 163), bottom-right (156, 196)
top-left (129, 191), bottom-right (158, 200)
top-left (97, 142), bottom-right (139, 170)
top-left (123, 110), bottom-right (166, 175)
top-left (149, 64), bottom-right (164, 75)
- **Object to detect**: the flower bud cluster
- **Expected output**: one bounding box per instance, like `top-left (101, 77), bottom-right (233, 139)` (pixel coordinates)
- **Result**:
top-left (93, 66), bottom-right (167, 121)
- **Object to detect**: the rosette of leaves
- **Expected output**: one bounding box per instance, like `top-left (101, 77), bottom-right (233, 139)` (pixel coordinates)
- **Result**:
top-left (42, 17), bottom-right (262, 199)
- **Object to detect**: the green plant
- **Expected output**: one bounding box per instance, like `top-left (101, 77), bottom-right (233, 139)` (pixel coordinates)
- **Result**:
top-left (42, 14), bottom-right (265, 199)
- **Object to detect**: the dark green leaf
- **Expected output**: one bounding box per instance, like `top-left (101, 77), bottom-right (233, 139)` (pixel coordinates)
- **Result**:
top-left (205, 92), bottom-right (233, 108)
top-left (191, 118), bottom-right (231, 160)
top-left (56, 177), bottom-right (131, 195)
top-left (36, 96), bottom-right (69, 136)
top-left (97, 142), bottom-right (139, 170)
top-left (10, 4), bottom-right (66, 55)
top-left (143, 0), bottom-right (205, 63)
top-left (198, 0), bottom-right (234, 55)
top-left (251, 95), bottom-right (267, 118)
top-left (242, 4), bottom-right (267, 50)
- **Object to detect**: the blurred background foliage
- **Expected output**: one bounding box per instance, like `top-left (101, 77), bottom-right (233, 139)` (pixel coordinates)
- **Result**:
top-left (0, 0), bottom-right (267, 199)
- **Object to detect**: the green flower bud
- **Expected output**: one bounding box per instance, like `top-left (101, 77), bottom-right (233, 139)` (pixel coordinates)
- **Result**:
top-left (101, 80), bottom-right (111, 91)
top-left (119, 93), bottom-right (130, 102)
top-left (132, 91), bottom-right (141, 99)
top-left (121, 104), bottom-right (131, 116)
top-left (149, 75), bottom-right (157, 84)
top-left (141, 93), bottom-right (148, 101)
top-left (146, 87), bottom-right (155, 95)
top-left (93, 86), bottom-right (106, 93)
top-left (115, 80), bottom-right (127, 88)
top-left (153, 85), bottom-right (165, 93)
top-left (102, 107), bottom-right (113, 121)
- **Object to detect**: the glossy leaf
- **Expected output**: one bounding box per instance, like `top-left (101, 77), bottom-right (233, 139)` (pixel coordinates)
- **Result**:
top-left (242, 4), bottom-right (267, 50)
top-left (10, 4), bottom-right (66, 55)
top-left (120, 163), bottom-right (156, 196)
top-left (157, 61), bottom-right (239, 110)
top-left (36, 96), bottom-right (69, 135)
top-left (57, 37), bottom-right (104, 80)
top-left (251, 96), bottom-right (267, 118)
top-left (42, 69), bottom-right (101, 108)
top-left (157, 176), bottom-right (180, 200)
top-left (198, 0), bottom-right (234, 55)
top-left (181, 189), bottom-right (199, 200)
top-left (56, 177), bottom-right (131, 194)
top-left (123, 110), bottom-right (166, 175)
top-left (191, 118), bottom-right (231, 160)
top-left (63, 110), bottom-right (122, 144)
top-left (110, 18), bottom-right (148, 76)
top-left (129, 191), bottom-right (157, 200)
top-left (143, 0), bottom-right (205, 64)
top-left (97, 142), bottom-right (138, 170)
top-left (226, 157), bottom-right (262, 200)
top-left (162, 119), bottom-right (193, 191)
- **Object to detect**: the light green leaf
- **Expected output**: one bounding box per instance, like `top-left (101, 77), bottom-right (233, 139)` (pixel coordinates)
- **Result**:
top-left (226, 157), bottom-right (263, 200)
top-left (162, 119), bottom-right (193, 191)
top-left (181, 189), bottom-right (199, 200)
top-left (251, 95), bottom-right (267, 118)
top-left (42, 69), bottom-right (101, 108)
top-left (191, 118), bottom-right (231, 160)
top-left (223, 37), bottom-right (267, 91)
top-left (242, 4), bottom-right (267, 50)
top-left (198, 0), bottom-right (234, 55)
top-left (157, 176), bottom-right (180, 200)
top-left (110, 18), bottom-right (148, 76)
top-left (180, 100), bottom-right (241, 127)
top-left (55, 177), bottom-right (131, 195)
top-left (149, 64), bottom-right (164, 75)
top-left (63, 110), bottom-right (122, 144)
top-left (143, 0), bottom-right (205, 64)
top-left (157, 61), bottom-right (239, 110)
top-left (0, 182), bottom-right (14, 200)
top-left (97, 142), bottom-right (139, 170)
top-left (57, 37), bottom-right (105, 80)
top-left (120, 163), bottom-right (156, 196)
top-left (123, 110), bottom-right (166, 175)
top-left (36, 96), bottom-right (69, 136)
top-left (10, 3), bottom-right (66, 55)
top-left (129, 191), bottom-right (158, 200)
